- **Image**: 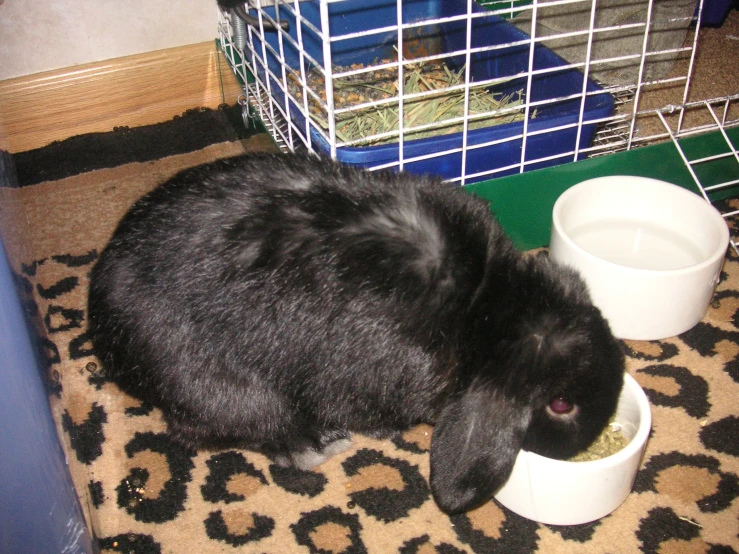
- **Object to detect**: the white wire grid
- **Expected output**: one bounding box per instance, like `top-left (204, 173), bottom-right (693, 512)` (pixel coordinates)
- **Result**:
top-left (218, 0), bottom-right (738, 249)
top-left (657, 98), bottom-right (739, 254)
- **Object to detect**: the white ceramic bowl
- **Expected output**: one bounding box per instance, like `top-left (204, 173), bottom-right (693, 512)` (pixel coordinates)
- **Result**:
top-left (494, 373), bottom-right (651, 526)
top-left (549, 176), bottom-right (730, 340)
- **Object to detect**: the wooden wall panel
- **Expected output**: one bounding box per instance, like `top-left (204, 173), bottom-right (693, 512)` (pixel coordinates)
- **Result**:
top-left (0, 41), bottom-right (243, 153)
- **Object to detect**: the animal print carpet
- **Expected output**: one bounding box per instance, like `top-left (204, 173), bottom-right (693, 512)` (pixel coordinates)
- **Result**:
top-left (2, 137), bottom-right (739, 553)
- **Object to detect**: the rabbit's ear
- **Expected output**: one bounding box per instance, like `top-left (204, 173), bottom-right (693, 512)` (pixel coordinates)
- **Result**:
top-left (429, 384), bottom-right (531, 514)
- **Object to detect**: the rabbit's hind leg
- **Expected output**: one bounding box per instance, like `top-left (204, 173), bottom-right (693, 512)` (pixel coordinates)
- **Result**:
top-left (272, 429), bottom-right (353, 470)
top-left (164, 411), bottom-right (241, 450)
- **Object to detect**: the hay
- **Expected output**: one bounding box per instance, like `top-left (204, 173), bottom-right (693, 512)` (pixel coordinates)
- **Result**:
top-left (568, 421), bottom-right (629, 462)
top-left (288, 59), bottom-right (530, 146)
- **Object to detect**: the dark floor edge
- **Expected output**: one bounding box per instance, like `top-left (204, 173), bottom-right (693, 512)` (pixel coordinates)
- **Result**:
top-left (0, 150), bottom-right (18, 188)
top-left (9, 104), bottom-right (256, 188)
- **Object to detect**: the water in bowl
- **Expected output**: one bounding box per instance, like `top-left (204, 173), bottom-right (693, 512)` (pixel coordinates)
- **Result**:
top-left (569, 219), bottom-right (706, 271)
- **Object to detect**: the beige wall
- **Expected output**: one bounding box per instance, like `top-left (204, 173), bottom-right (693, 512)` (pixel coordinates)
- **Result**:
top-left (0, 0), bottom-right (220, 80)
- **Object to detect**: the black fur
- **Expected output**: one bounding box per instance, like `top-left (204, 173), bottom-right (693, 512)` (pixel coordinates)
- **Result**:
top-left (87, 152), bottom-right (624, 514)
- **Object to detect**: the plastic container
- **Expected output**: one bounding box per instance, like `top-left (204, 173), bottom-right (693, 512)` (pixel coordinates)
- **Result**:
top-left (549, 176), bottom-right (730, 340)
top-left (494, 373), bottom-right (651, 525)
top-left (245, 0), bottom-right (615, 183)
top-left (0, 238), bottom-right (94, 554)
top-left (696, 0), bottom-right (734, 27)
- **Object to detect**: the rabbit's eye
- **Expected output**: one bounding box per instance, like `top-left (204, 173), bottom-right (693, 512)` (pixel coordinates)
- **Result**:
top-left (548, 397), bottom-right (574, 415)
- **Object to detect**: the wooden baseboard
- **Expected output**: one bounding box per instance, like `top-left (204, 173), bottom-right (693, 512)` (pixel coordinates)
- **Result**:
top-left (0, 41), bottom-right (244, 154)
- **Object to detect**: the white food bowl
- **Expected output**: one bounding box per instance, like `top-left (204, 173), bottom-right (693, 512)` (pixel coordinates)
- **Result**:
top-left (494, 373), bottom-right (651, 526)
top-left (549, 176), bottom-right (730, 340)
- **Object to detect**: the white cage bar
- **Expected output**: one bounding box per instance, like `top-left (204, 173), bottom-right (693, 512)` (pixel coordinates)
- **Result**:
top-left (219, 0), bottom-right (738, 243)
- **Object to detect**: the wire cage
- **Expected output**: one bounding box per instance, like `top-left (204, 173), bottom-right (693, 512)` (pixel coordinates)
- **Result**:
top-left (218, 0), bottom-right (739, 252)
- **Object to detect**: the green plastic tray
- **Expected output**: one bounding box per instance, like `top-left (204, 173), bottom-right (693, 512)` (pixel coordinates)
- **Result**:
top-left (466, 127), bottom-right (739, 250)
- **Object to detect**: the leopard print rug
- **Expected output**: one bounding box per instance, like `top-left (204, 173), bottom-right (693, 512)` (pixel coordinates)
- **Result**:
top-left (2, 139), bottom-right (738, 553)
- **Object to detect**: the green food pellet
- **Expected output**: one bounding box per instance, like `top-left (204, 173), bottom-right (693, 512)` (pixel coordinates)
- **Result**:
top-left (568, 422), bottom-right (629, 462)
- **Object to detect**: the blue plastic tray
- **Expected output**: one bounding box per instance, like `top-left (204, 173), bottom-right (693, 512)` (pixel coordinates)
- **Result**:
top-left (696, 0), bottom-right (733, 26)
top-left (247, 0), bottom-right (615, 183)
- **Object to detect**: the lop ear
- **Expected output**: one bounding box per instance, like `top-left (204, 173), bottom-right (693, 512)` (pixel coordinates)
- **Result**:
top-left (429, 385), bottom-right (532, 514)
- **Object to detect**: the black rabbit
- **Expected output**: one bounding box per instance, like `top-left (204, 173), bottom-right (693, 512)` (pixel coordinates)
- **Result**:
top-left (87, 152), bottom-right (624, 514)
